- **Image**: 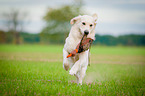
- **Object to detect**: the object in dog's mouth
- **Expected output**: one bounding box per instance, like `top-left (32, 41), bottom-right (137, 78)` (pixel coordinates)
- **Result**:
top-left (67, 34), bottom-right (93, 58)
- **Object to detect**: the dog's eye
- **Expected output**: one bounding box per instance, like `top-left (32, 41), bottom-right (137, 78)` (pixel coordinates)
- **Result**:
top-left (90, 24), bottom-right (93, 27)
top-left (82, 22), bottom-right (86, 25)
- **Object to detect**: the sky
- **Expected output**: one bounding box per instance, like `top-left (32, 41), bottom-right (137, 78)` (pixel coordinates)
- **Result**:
top-left (0, 0), bottom-right (145, 36)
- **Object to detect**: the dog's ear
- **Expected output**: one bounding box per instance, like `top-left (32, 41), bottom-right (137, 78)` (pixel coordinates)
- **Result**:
top-left (70, 15), bottom-right (82, 25)
top-left (92, 13), bottom-right (98, 24)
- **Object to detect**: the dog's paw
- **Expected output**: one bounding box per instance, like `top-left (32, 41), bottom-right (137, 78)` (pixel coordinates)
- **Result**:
top-left (63, 63), bottom-right (69, 71)
top-left (69, 69), bottom-right (76, 76)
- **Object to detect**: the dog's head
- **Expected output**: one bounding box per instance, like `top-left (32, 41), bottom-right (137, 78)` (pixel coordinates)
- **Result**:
top-left (70, 14), bottom-right (98, 35)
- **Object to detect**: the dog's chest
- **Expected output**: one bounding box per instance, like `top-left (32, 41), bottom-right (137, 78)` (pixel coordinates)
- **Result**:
top-left (65, 37), bottom-right (81, 53)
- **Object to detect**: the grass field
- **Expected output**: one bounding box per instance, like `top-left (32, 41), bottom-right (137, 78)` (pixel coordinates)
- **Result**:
top-left (0, 45), bottom-right (145, 95)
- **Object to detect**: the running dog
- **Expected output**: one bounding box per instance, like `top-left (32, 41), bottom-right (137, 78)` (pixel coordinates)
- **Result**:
top-left (63, 14), bottom-right (98, 85)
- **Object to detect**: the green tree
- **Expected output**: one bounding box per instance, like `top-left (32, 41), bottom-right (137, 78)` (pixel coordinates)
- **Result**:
top-left (40, 3), bottom-right (83, 44)
top-left (0, 30), bottom-right (6, 43)
top-left (2, 9), bottom-right (28, 44)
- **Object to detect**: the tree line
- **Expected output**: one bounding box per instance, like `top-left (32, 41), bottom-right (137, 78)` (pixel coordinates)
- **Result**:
top-left (0, 2), bottom-right (145, 46)
top-left (0, 30), bottom-right (145, 46)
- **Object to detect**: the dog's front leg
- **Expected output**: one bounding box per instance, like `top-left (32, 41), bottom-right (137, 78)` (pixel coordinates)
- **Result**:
top-left (69, 59), bottom-right (81, 76)
top-left (78, 66), bottom-right (87, 85)
top-left (63, 48), bottom-right (69, 71)
top-left (63, 49), bottom-right (74, 71)
top-left (74, 72), bottom-right (80, 84)
top-left (70, 50), bottom-right (89, 85)
top-left (69, 50), bottom-right (89, 76)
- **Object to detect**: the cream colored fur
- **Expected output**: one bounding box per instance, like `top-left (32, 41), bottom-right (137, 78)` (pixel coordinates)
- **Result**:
top-left (63, 14), bottom-right (98, 85)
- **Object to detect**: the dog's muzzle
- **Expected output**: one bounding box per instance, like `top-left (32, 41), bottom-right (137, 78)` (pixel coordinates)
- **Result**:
top-left (84, 30), bottom-right (89, 35)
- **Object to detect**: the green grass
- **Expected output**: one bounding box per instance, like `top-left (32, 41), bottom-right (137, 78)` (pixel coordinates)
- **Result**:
top-left (0, 44), bottom-right (63, 53)
top-left (0, 44), bottom-right (145, 95)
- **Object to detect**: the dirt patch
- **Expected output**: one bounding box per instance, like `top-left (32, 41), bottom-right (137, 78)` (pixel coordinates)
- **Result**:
top-left (0, 52), bottom-right (145, 64)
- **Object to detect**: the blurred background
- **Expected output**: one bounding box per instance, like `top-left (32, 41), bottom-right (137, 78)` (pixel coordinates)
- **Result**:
top-left (0, 1), bottom-right (145, 95)
top-left (0, 0), bottom-right (145, 45)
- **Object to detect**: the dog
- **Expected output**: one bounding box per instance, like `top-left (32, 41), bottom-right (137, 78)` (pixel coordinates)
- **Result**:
top-left (63, 14), bottom-right (98, 85)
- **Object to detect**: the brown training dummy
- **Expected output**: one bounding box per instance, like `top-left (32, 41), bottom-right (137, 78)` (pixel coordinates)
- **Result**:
top-left (67, 34), bottom-right (94, 58)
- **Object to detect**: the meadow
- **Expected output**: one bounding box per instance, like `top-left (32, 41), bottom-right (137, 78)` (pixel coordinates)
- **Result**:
top-left (0, 45), bottom-right (145, 95)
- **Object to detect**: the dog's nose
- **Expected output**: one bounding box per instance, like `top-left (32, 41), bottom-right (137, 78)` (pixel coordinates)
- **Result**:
top-left (84, 30), bottom-right (89, 35)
